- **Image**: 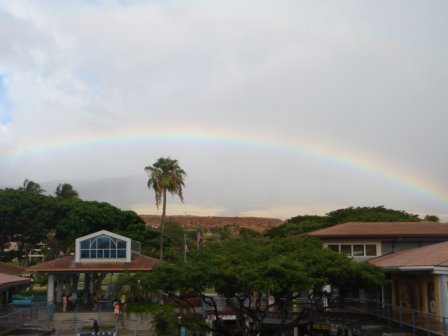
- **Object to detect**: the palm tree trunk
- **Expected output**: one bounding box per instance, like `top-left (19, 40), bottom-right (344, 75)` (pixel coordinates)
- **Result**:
top-left (159, 188), bottom-right (167, 262)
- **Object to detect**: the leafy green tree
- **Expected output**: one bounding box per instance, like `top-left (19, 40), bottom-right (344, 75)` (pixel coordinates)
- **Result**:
top-left (0, 189), bottom-right (60, 262)
top-left (239, 227), bottom-right (260, 239)
top-left (55, 183), bottom-right (79, 199)
top-left (423, 215), bottom-right (440, 222)
top-left (0, 187), bottom-right (153, 261)
top-left (52, 200), bottom-right (147, 257)
top-left (209, 225), bottom-right (233, 241)
top-left (326, 206), bottom-right (420, 224)
top-left (149, 237), bottom-right (385, 336)
top-left (145, 157), bottom-right (187, 262)
top-left (150, 304), bottom-right (179, 336)
top-left (122, 224), bottom-right (160, 258)
top-left (125, 303), bottom-right (180, 335)
top-left (266, 206), bottom-right (421, 238)
top-left (19, 179), bottom-right (45, 194)
top-left (162, 220), bottom-right (186, 262)
top-left (164, 221), bottom-right (184, 247)
top-left (265, 215), bottom-right (329, 238)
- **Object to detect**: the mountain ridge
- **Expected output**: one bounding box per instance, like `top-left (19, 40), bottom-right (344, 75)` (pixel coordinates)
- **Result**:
top-left (140, 215), bottom-right (284, 233)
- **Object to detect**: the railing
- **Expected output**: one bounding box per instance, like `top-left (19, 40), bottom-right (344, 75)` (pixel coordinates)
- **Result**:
top-left (74, 319), bottom-right (118, 336)
top-left (51, 301), bottom-right (115, 332)
top-left (98, 300), bottom-right (113, 320)
top-left (0, 306), bottom-right (34, 335)
top-left (201, 296), bottom-right (317, 314)
top-left (345, 298), bottom-right (448, 336)
top-left (200, 296), bottom-right (448, 335)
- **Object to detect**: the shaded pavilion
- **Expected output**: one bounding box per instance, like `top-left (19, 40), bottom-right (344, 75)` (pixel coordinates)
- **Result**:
top-left (26, 230), bottom-right (159, 307)
top-left (0, 262), bottom-right (26, 276)
top-left (0, 263), bottom-right (31, 304)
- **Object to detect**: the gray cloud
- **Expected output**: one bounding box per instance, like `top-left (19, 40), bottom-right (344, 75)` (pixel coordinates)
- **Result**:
top-left (1, 0), bottom-right (448, 220)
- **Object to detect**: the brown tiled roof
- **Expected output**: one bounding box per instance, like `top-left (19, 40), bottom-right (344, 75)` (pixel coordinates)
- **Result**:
top-left (26, 253), bottom-right (160, 273)
top-left (369, 241), bottom-right (448, 268)
top-left (0, 262), bottom-right (25, 275)
top-left (305, 221), bottom-right (448, 238)
top-left (0, 273), bottom-right (31, 289)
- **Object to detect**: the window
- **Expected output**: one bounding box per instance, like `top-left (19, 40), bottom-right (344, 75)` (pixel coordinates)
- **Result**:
top-left (353, 245), bottom-right (364, 256)
top-left (327, 243), bottom-right (378, 257)
top-left (79, 235), bottom-right (127, 260)
top-left (365, 244), bottom-right (377, 256)
top-left (328, 245), bottom-right (339, 253)
top-left (340, 245), bottom-right (352, 256)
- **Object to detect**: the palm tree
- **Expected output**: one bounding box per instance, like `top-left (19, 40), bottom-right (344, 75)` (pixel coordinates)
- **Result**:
top-left (55, 183), bottom-right (79, 199)
top-left (145, 157), bottom-right (186, 262)
top-left (20, 179), bottom-right (45, 194)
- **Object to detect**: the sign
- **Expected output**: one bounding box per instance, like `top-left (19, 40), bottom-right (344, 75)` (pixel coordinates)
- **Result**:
top-left (313, 323), bottom-right (331, 331)
top-left (206, 314), bottom-right (237, 320)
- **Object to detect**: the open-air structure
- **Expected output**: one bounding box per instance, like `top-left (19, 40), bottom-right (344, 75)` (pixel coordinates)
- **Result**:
top-left (0, 262), bottom-right (31, 305)
top-left (26, 230), bottom-right (159, 307)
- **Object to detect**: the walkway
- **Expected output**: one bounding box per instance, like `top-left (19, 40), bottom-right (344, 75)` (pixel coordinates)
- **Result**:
top-left (345, 299), bottom-right (448, 336)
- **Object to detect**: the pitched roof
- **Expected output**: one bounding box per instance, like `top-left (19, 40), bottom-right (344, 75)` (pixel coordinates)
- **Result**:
top-left (26, 252), bottom-right (159, 273)
top-left (305, 221), bottom-right (448, 238)
top-left (369, 240), bottom-right (448, 268)
top-left (0, 273), bottom-right (31, 289)
top-left (76, 230), bottom-right (130, 242)
top-left (0, 262), bottom-right (25, 275)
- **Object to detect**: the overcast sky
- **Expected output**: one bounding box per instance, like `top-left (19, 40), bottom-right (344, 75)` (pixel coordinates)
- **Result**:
top-left (1, 0), bottom-right (447, 220)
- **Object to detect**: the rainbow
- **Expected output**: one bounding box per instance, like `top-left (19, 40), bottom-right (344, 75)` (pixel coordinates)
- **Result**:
top-left (2, 127), bottom-right (448, 207)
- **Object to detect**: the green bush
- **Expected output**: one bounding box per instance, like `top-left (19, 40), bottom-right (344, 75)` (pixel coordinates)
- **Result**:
top-left (125, 303), bottom-right (178, 336)
top-left (18, 288), bottom-right (47, 296)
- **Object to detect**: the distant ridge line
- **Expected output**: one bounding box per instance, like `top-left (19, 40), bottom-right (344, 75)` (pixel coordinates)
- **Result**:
top-left (139, 215), bottom-right (284, 233)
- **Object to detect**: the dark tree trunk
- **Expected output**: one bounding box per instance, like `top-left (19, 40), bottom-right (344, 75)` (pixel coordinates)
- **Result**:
top-left (159, 188), bottom-right (167, 262)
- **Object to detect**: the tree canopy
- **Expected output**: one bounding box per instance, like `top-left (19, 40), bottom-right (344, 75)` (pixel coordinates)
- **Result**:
top-left (326, 206), bottom-right (420, 223)
top-left (0, 188), bottom-right (153, 262)
top-left (424, 214), bottom-right (440, 222)
top-left (265, 206), bottom-right (422, 238)
top-left (145, 157), bottom-right (187, 262)
top-left (55, 183), bottom-right (79, 199)
top-left (0, 188), bottom-right (60, 261)
top-left (19, 179), bottom-right (45, 194)
top-left (148, 237), bottom-right (385, 336)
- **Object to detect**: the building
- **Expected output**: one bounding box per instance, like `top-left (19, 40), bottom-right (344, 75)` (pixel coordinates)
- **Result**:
top-left (26, 230), bottom-right (159, 306)
top-left (369, 240), bottom-right (448, 316)
top-left (0, 262), bottom-right (31, 304)
top-left (305, 221), bottom-right (448, 262)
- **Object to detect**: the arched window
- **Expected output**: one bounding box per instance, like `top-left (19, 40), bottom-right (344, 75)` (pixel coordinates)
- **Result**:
top-left (80, 235), bottom-right (127, 259)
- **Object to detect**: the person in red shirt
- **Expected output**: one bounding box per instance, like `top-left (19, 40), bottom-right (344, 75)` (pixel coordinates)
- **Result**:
top-left (113, 302), bottom-right (120, 322)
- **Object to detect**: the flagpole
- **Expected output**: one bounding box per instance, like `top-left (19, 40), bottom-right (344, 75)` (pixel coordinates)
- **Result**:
top-left (196, 222), bottom-right (200, 250)
top-left (184, 233), bottom-right (187, 262)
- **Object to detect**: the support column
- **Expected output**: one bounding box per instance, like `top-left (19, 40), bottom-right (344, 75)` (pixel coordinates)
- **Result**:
top-left (56, 276), bottom-right (63, 303)
top-left (65, 275), bottom-right (73, 296)
top-left (89, 274), bottom-right (94, 295)
top-left (47, 274), bottom-right (55, 304)
top-left (84, 273), bottom-right (90, 292)
top-left (83, 273), bottom-right (90, 304)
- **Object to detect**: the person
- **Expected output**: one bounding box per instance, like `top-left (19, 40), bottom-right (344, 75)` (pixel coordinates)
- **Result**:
top-left (92, 292), bottom-right (98, 311)
top-left (67, 294), bottom-right (73, 312)
top-left (61, 294), bottom-right (67, 312)
top-left (82, 290), bottom-right (88, 305)
top-left (307, 290), bottom-right (315, 304)
top-left (120, 294), bottom-right (126, 313)
top-left (322, 290), bottom-right (331, 308)
top-left (93, 320), bottom-right (99, 336)
top-left (113, 302), bottom-right (120, 322)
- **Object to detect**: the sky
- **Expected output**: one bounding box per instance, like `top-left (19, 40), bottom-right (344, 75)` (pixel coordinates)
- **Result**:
top-left (1, 0), bottom-right (448, 220)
